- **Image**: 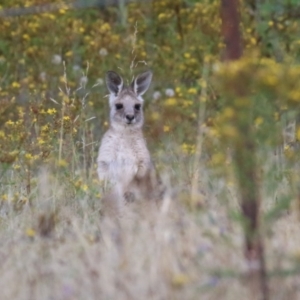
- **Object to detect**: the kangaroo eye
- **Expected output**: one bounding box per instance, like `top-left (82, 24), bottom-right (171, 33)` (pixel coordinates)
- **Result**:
top-left (115, 103), bottom-right (123, 110)
top-left (134, 104), bottom-right (141, 111)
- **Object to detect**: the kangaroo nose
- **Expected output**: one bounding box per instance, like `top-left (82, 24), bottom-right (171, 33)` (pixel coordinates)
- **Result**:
top-left (126, 115), bottom-right (134, 122)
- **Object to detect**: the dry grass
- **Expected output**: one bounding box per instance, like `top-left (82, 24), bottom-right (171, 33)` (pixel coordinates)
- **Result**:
top-left (1, 153), bottom-right (300, 300)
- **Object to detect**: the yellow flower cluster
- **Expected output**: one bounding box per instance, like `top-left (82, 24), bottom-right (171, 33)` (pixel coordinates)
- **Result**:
top-left (214, 55), bottom-right (300, 106)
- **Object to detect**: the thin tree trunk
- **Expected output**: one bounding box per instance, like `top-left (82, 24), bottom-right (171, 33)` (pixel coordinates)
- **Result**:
top-left (221, 0), bottom-right (243, 60)
top-left (220, 1), bottom-right (269, 299)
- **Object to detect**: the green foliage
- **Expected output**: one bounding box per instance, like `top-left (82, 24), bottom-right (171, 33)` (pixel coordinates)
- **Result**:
top-left (0, 0), bottom-right (299, 206)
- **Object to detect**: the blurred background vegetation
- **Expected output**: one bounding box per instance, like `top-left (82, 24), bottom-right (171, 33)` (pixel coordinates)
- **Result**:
top-left (2, 0), bottom-right (300, 299)
top-left (1, 0), bottom-right (300, 163)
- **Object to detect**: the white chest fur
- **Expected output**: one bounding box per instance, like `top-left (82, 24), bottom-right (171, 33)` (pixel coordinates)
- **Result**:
top-left (97, 129), bottom-right (151, 186)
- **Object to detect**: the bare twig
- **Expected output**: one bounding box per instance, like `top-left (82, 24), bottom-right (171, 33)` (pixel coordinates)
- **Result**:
top-left (190, 62), bottom-right (209, 208)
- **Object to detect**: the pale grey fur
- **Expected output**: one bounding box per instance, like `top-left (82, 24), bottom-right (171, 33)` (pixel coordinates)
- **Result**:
top-left (97, 71), bottom-right (164, 216)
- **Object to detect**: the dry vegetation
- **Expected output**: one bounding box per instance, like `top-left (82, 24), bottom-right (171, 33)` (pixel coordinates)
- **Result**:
top-left (1, 163), bottom-right (300, 300)
top-left (1, 0), bottom-right (300, 299)
top-left (1, 160), bottom-right (300, 299)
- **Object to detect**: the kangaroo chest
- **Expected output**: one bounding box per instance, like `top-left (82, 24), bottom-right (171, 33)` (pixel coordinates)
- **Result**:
top-left (99, 131), bottom-right (151, 183)
top-left (112, 134), bottom-right (149, 164)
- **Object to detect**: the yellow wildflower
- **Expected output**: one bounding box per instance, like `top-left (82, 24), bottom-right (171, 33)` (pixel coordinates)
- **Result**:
top-left (65, 51), bottom-right (73, 57)
top-left (11, 82), bottom-right (20, 88)
top-left (151, 112), bottom-right (160, 121)
top-left (25, 153), bottom-right (33, 160)
top-left (165, 98), bottom-right (177, 106)
top-left (223, 107), bottom-right (235, 119)
top-left (22, 34), bottom-right (30, 40)
top-left (184, 52), bottom-right (191, 59)
top-left (26, 228), bottom-right (36, 238)
top-left (187, 88), bottom-right (197, 95)
top-left (58, 159), bottom-right (68, 167)
top-left (163, 125), bottom-right (170, 132)
top-left (5, 120), bottom-right (14, 126)
top-left (81, 184), bottom-right (88, 192)
top-left (297, 128), bottom-right (300, 141)
top-left (254, 117), bottom-right (264, 127)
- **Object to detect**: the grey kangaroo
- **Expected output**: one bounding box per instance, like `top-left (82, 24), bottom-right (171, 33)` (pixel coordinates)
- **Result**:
top-left (97, 70), bottom-right (164, 215)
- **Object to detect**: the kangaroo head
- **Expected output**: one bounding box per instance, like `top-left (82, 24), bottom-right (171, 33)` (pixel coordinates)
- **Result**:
top-left (106, 70), bottom-right (153, 130)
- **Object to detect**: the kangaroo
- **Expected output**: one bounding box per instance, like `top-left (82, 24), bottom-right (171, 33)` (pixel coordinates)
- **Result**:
top-left (97, 70), bottom-right (163, 215)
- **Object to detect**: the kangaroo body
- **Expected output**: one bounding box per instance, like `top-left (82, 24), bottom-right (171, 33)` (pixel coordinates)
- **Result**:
top-left (97, 71), bottom-right (162, 214)
top-left (98, 128), bottom-right (151, 188)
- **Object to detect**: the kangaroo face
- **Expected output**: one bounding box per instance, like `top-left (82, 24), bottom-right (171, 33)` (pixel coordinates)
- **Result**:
top-left (106, 70), bottom-right (152, 130)
top-left (111, 89), bottom-right (144, 129)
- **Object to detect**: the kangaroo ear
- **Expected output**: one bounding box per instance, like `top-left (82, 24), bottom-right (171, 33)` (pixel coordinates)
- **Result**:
top-left (106, 71), bottom-right (123, 96)
top-left (131, 71), bottom-right (153, 96)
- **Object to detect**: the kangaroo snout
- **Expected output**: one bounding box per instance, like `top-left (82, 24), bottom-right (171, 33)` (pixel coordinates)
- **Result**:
top-left (126, 114), bottom-right (135, 123)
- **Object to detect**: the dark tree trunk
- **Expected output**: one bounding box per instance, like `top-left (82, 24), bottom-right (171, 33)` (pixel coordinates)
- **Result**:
top-left (220, 0), bottom-right (243, 60)
top-left (220, 1), bottom-right (269, 299)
